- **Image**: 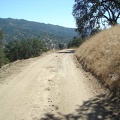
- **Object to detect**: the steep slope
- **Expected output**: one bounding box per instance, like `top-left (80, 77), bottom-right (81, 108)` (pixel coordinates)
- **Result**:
top-left (75, 25), bottom-right (120, 96)
top-left (0, 18), bottom-right (77, 45)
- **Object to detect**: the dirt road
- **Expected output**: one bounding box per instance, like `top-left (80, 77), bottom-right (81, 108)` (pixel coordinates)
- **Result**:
top-left (0, 49), bottom-right (106, 120)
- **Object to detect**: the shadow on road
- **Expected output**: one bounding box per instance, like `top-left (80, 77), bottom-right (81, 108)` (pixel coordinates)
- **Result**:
top-left (57, 50), bottom-right (75, 54)
top-left (40, 94), bottom-right (120, 120)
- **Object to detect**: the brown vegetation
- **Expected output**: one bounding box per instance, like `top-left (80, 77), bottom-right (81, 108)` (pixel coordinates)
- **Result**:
top-left (75, 25), bottom-right (120, 96)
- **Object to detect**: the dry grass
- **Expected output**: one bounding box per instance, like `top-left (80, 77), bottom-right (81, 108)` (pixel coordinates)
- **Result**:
top-left (75, 25), bottom-right (120, 96)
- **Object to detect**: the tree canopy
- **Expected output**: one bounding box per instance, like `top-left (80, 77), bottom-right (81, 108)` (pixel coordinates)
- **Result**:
top-left (73, 0), bottom-right (120, 38)
top-left (58, 43), bottom-right (64, 50)
top-left (68, 37), bottom-right (82, 48)
top-left (5, 39), bottom-right (47, 62)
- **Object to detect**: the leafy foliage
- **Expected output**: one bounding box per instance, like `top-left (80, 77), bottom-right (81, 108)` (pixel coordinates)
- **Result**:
top-left (58, 43), bottom-right (64, 50)
top-left (0, 30), bottom-right (4, 67)
top-left (0, 30), bottom-right (9, 67)
top-left (68, 37), bottom-right (82, 48)
top-left (73, 0), bottom-right (120, 38)
top-left (5, 39), bottom-right (46, 62)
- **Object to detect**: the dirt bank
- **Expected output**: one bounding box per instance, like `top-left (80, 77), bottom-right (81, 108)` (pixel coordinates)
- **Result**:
top-left (75, 25), bottom-right (120, 97)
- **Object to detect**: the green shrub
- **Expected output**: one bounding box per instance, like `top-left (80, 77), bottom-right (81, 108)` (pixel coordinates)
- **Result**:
top-left (5, 38), bottom-right (46, 62)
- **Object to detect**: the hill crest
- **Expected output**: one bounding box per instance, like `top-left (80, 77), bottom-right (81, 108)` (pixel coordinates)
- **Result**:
top-left (0, 18), bottom-right (77, 47)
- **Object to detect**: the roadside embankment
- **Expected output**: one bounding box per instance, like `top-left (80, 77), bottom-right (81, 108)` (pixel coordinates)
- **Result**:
top-left (75, 25), bottom-right (120, 97)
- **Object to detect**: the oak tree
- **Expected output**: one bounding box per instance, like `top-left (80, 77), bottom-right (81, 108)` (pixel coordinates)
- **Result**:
top-left (73, 0), bottom-right (120, 38)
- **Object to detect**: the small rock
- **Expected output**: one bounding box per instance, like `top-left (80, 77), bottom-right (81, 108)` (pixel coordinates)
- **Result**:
top-left (97, 115), bottom-right (103, 119)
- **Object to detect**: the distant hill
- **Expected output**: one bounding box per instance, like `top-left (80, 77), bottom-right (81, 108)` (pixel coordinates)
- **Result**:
top-left (0, 18), bottom-right (78, 47)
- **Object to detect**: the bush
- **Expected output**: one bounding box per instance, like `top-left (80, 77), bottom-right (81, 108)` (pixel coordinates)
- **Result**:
top-left (0, 30), bottom-right (8, 67)
top-left (5, 38), bottom-right (46, 62)
top-left (68, 37), bottom-right (82, 48)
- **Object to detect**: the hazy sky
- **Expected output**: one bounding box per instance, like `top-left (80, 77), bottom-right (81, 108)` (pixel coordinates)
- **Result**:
top-left (0, 0), bottom-right (76, 28)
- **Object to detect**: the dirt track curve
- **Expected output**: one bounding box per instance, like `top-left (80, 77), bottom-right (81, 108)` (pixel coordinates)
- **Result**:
top-left (0, 49), bottom-right (106, 120)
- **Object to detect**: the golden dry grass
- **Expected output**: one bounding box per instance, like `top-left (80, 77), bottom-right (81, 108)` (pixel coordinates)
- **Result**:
top-left (75, 25), bottom-right (120, 95)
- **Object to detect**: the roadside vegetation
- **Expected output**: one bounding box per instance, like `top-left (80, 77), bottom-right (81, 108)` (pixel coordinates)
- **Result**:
top-left (0, 30), bottom-right (4, 67)
top-left (5, 38), bottom-right (47, 62)
top-left (67, 36), bottom-right (82, 48)
top-left (75, 25), bottom-right (120, 97)
top-left (0, 30), bottom-right (48, 67)
top-left (0, 30), bottom-right (9, 67)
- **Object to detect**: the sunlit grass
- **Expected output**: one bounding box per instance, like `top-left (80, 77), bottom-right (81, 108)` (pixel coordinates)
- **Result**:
top-left (76, 25), bottom-right (120, 96)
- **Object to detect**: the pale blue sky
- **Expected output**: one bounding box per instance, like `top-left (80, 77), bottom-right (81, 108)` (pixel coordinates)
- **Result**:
top-left (0, 0), bottom-right (76, 28)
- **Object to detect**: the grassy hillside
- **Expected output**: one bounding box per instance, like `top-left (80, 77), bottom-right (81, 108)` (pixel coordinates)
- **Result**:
top-left (0, 18), bottom-right (77, 45)
top-left (75, 25), bottom-right (120, 96)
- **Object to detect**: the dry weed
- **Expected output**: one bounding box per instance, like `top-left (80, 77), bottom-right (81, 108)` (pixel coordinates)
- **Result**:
top-left (76, 25), bottom-right (120, 97)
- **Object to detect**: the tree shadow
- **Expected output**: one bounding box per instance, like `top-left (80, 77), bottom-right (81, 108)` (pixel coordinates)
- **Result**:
top-left (57, 50), bottom-right (75, 54)
top-left (40, 94), bottom-right (120, 120)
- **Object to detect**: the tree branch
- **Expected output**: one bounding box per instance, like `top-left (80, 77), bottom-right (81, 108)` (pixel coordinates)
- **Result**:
top-left (115, 12), bottom-right (120, 21)
top-left (103, 15), bottom-right (110, 21)
top-left (102, 6), bottom-right (112, 20)
top-left (102, 4), bottom-right (115, 19)
top-left (101, 0), bottom-right (120, 5)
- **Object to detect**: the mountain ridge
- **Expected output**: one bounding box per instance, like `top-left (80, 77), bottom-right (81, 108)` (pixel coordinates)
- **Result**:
top-left (0, 18), bottom-right (78, 47)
